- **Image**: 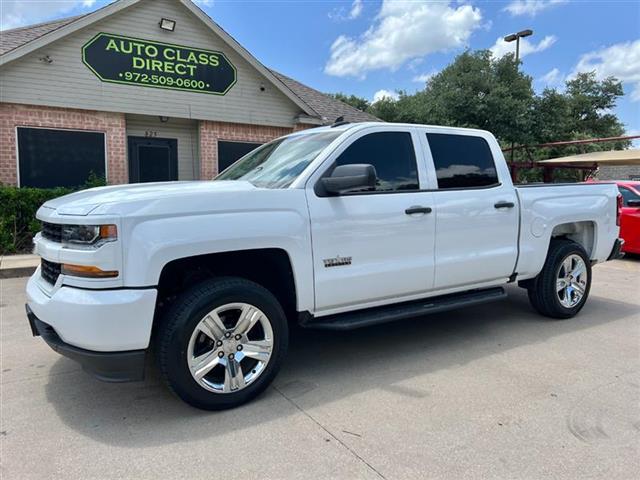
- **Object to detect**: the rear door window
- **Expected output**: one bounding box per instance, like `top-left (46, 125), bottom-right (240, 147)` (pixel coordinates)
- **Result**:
top-left (426, 133), bottom-right (499, 189)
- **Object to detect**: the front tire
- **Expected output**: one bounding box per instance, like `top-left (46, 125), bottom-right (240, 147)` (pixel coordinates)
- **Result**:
top-left (156, 277), bottom-right (288, 410)
top-left (527, 239), bottom-right (592, 319)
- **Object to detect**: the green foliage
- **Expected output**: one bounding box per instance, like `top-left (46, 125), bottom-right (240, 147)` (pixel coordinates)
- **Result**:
top-left (0, 174), bottom-right (107, 254)
top-left (369, 51), bottom-right (537, 145)
top-left (360, 51), bottom-right (629, 182)
top-left (84, 171), bottom-right (107, 189)
top-left (326, 92), bottom-right (371, 112)
top-left (0, 186), bottom-right (72, 254)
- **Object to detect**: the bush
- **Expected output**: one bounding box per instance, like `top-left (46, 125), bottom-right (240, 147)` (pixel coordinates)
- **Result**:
top-left (0, 175), bottom-right (106, 254)
top-left (0, 186), bottom-right (72, 254)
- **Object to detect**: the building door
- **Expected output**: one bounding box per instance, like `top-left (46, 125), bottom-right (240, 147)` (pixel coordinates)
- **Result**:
top-left (218, 141), bottom-right (262, 173)
top-left (128, 137), bottom-right (178, 183)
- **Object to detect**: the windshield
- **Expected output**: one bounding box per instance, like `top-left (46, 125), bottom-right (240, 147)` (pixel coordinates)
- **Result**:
top-left (215, 131), bottom-right (342, 188)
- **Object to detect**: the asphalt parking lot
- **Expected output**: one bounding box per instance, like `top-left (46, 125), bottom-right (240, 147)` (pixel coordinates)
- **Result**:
top-left (1, 259), bottom-right (639, 480)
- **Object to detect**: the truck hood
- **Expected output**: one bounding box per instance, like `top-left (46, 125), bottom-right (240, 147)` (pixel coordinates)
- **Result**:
top-left (42, 181), bottom-right (258, 216)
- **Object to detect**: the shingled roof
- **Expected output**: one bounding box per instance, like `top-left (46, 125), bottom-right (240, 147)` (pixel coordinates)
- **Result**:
top-left (0, 9), bottom-right (379, 125)
top-left (0, 15), bottom-right (86, 55)
top-left (269, 70), bottom-right (379, 124)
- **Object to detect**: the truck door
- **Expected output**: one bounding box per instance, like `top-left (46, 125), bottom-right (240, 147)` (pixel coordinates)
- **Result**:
top-left (306, 128), bottom-right (436, 314)
top-left (423, 131), bottom-right (519, 289)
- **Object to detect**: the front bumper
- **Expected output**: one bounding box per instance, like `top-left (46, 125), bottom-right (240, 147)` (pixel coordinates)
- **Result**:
top-left (607, 238), bottom-right (625, 261)
top-left (27, 305), bottom-right (145, 382)
top-left (26, 271), bottom-right (157, 351)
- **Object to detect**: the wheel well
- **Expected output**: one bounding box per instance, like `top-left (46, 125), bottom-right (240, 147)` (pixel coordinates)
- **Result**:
top-left (156, 249), bottom-right (297, 321)
top-left (550, 221), bottom-right (595, 257)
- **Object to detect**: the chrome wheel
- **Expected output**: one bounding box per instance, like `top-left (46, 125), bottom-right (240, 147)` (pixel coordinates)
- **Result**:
top-left (556, 254), bottom-right (588, 308)
top-left (187, 303), bottom-right (274, 394)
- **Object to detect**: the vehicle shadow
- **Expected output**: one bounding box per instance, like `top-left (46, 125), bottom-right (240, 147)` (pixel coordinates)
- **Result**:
top-left (44, 285), bottom-right (638, 447)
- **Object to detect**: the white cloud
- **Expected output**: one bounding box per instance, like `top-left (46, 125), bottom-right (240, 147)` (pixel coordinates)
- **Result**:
top-left (504, 0), bottom-right (567, 17)
top-left (0, 0), bottom-right (109, 30)
top-left (572, 39), bottom-right (640, 102)
top-left (538, 67), bottom-right (563, 87)
top-left (329, 0), bottom-right (364, 22)
top-left (372, 89), bottom-right (399, 103)
top-left (325, 0), bottom-right (482, 78)
top-left (349, 0), bottom-right (363, 19)
top-left (412, 71), bottom-right (437, 83)
top-left (490, 35), bottom-right (557, 59)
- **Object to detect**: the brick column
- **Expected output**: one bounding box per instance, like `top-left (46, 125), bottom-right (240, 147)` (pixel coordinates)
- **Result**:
top-left (0, 103), bottom-right (127, 185)
top-left (198, 120), bottom-right (293, 179)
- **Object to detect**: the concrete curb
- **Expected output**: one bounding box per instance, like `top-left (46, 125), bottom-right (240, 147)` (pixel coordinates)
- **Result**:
top-left (0, 266), bottom-right (37, 279)
top-left (0, 254), bottom-right (39, 279)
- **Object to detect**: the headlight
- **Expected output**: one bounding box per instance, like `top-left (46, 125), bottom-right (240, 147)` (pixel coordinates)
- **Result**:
top-left (61, 224), bottom-right (117, 247)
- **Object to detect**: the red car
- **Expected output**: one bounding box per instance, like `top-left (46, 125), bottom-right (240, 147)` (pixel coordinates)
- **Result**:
top-left (587, 180), bottom-right (640, 253)
top-left (617, 181), bottom-right (640, 254)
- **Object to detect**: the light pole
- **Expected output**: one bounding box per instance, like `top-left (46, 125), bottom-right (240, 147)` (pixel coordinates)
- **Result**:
top-left (503, 29), bottom-right (533, 180)
top-left (504, 29), bottom-right (533, 64)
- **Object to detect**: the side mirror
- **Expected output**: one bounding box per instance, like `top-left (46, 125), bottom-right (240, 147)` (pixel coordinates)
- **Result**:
top-left (627, 199), bottom-right (640, 208)
top-left (321, 164), bottom-right (377, 195)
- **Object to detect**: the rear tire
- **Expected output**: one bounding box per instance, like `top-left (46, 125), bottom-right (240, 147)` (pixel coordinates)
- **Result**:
top-left (527, 239), bottom-right (592, 319)
top-left (156, 277), bottom-right (288, 410)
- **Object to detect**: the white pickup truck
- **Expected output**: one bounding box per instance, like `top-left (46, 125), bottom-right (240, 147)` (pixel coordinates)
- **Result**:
top-left (26, 122), bottom-right (623, 409)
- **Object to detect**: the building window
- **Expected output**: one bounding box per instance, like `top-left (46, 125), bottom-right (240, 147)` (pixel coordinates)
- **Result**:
top-left (17, 127), bottom-right (106, 188)
top-left (218, 141), bottom-right (263, 173)
top-left (426, 133), bottom-right (499, 189)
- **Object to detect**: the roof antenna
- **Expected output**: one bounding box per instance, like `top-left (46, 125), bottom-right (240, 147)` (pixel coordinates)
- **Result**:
top-left (331, 116), bottom-right (350, 127)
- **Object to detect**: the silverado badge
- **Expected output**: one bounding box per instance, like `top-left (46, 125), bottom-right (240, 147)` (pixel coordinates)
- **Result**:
top-left (323, 256), bottom-right (352, 268)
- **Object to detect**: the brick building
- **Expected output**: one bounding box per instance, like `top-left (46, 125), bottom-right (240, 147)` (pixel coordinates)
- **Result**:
top-left (0, 0), bottom-right (377, 188)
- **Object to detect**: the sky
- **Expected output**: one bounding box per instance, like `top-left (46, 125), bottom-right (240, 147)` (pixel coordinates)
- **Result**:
top-left (1, 0), bottom-right (639, 139)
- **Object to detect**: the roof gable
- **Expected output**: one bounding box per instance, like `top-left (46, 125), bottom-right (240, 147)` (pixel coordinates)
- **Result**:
top-left (0, 0), bottom-right (379, 125)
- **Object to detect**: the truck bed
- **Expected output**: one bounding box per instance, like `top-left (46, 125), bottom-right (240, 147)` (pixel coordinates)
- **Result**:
top-left (514, 182), bottom-right (619, 280)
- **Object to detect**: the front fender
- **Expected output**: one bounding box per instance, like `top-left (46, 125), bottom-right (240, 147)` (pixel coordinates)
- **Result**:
top-left (121, 210), bottom-right (314, 312)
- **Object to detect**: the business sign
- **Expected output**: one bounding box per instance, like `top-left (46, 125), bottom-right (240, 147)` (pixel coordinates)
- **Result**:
top-left (82, 33), bottom-right (236, 95)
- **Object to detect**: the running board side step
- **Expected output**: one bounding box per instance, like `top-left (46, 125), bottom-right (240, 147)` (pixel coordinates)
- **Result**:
top-left (301, 287), bottom-right (506, 331)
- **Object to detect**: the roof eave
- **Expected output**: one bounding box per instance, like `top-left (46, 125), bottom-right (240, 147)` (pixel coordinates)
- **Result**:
top-left (0, 0), bottom-right (321, 121)
top-left (0, 0), bottom-right (140, 67)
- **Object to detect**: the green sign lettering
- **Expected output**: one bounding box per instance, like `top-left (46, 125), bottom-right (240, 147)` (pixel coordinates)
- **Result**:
top-left (82, 33), bottom-right (237, 95)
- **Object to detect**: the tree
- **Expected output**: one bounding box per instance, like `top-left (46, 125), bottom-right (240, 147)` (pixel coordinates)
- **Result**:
top-left (531, 72), bottom-right (627, 156)
top-left (367, 51), bottom-right (537, 147)
top-left (361, 52), bottom-right (628, 154)
top-left (326, 92), bottom-right (370, 112)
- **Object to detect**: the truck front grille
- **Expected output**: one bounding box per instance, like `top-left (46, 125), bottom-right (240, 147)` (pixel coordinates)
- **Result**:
top-left (41, 222), bottom-right (63, 243)
top-left (41, 259), bottom-right (61, 285)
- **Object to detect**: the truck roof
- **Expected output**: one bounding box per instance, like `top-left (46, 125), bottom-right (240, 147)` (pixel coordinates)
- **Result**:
top-left (291, 122), bottom-right (492, 137)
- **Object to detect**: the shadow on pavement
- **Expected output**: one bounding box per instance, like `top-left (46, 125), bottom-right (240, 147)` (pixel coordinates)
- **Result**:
top-left (44, 285), bottom-right (638, 447)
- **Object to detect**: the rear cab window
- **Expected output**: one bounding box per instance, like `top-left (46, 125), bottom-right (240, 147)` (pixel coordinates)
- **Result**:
top-left (426, 133), bottom-right (499, 189)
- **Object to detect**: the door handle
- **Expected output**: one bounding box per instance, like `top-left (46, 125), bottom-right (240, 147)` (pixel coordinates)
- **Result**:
top-left (405, 206), bottom-right (432, 215)
top-left (494, 201), bottom-right (515, 209)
